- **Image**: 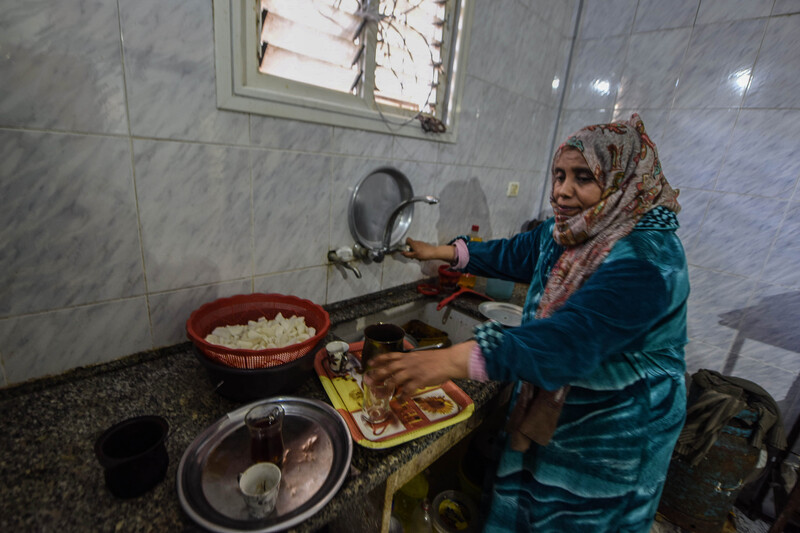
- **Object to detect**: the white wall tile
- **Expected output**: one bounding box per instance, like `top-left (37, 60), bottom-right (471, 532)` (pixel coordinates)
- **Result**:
top-left (393, 136), bottom-right (439, 164)
top-left (563, 36), bottom-right (629, 110)
top-left (439, 79), bottom-right (536, 169)
top-left (252, 151), bottom-right (332, 274)
top-left (119, 0), bottom-right (249, 143)
top-left (577, 0), bottom-right (638, 39)
top-left (672, 18), bottom-right (766, 109)
top-left (615, 28), bottom-right (691, 109)
top-left (684, 340), bottom-right (726, 374)
top-left (716, 110), bottom-right (800, 198)
top-left (686, 266), bottom-right (756, 349)
top-left (331, 128), bottom-right (394, 158)
top-left (467, 0), bottom-right (527, 87)
top-left (0, 298), bottom-right (151, 385)
top-left (657, 109), bottom-right (738, 190)
top-left (733, 284), bottom-right (800, 371)
top-left (250, 116), bottom-right (334, 152)
top-left (326, 261), bottom-right (382, 304)
top-left (744, 14), bottom-right (800, 109)
top-left (512, 25), bottom-right (571, 106)
top-left (633, 0), bottom-right (699, 32)
top-left (672, 188), bottom-right (713, 249)
top-left (134, 140), bottom-right (252, 292)
top-left (0, 130), bottom-right (144, 316)
top-left (254, 267), bottom-right (328, 306)
top-left (0, 0), bottom-right (127, 134)
top-left (687, 193), bottom-right (782, 276)
top-left (761, 203), bottom-right (800, 288)
top-left (773, 0), bottom-right (800, 15)
top-left (530, 0), bottom-right (579, 38)
top-left (696, 0), bottom-right (774, 24)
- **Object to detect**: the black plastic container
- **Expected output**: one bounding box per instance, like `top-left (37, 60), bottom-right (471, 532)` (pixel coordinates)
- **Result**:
top-left (193, 344), bottom-right (317, 402)
top-left (94, 415), bottom-right (169, 498)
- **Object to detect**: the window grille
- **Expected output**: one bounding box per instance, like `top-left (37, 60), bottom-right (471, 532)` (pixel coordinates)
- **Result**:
top-left (213, 0), bottom-right (472, 140)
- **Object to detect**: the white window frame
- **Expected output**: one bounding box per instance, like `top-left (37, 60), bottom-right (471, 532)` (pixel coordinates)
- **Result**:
top-left (213, 0), bottom-right (473, 142)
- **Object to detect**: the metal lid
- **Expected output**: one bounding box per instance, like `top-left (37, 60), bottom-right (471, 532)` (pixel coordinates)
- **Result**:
top-left (348, 167), bottom-right (413, 251)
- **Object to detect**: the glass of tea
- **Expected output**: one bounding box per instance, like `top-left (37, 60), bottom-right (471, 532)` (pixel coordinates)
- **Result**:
top-left (245, 404), bottom-right (285, 467)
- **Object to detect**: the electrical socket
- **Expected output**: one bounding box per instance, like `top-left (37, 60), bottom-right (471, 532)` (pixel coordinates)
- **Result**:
top-left (507, 182), bottom-right (520, 197)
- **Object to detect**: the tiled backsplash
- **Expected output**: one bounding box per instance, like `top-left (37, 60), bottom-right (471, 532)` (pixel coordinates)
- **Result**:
top-left (1, 0), bottom-right (798, 437)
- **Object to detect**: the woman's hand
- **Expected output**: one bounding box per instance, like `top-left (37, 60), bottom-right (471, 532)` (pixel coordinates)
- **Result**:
top-left (368, 341), bottom-right (475, 400)
top-left (403, 238), bottom-right (456, 262)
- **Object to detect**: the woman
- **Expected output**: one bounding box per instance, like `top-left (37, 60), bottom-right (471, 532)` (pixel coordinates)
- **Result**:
top-left (370, 114), bottom-right (689, 532)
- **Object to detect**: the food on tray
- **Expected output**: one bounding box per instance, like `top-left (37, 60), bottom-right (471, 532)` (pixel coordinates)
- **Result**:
top-left (415, 395), bottom-right (454, 415)
top-left (204, 313), bottom-right (316, 350)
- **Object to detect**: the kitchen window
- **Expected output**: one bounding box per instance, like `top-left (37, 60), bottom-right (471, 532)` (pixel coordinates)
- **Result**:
top-left (213, 0), bottom-right (472, 141)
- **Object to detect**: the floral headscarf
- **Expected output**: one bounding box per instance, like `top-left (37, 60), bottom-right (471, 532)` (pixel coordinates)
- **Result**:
top-left (507, 113), bottom-right (680, 451)
top-left (537, 113), bottom-right (680, 319)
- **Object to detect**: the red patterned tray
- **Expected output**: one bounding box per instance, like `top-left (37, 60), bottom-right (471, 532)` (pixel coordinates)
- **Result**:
top-left (314, 341), bottom-right (474, 449)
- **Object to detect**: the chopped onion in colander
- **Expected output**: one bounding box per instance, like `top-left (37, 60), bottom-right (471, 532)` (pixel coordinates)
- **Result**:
top-left (204, 313), bottom-right (316, 350)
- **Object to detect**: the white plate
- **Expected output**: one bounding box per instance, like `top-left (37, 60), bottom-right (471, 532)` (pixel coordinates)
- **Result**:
top-left (478, 302), bottom-right (523, 327)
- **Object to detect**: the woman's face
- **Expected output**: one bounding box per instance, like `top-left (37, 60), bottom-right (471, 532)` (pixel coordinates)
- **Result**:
top-left (552, 148), bottom-right (602, 217)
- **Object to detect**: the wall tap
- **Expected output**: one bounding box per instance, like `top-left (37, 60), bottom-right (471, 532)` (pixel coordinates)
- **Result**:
top-left (327, 247), bottom-right (362, 278)
top-left (372, 195), bottom-right (439, 262)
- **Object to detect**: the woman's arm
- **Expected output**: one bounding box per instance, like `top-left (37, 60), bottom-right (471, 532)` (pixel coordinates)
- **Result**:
top-left (402, 238), bottom-right (456, 262)
top-left (477, 256), bottom-right (684, 389)
top-left (462, 221), bottom-right (556, 282)
top-left (369, 341), bottom-right (476, 400)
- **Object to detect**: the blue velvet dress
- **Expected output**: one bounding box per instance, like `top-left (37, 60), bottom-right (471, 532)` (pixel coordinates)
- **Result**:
top-left (465, 207), bottom-right (689, 533)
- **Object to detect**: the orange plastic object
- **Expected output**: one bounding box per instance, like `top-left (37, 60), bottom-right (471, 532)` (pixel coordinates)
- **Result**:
top-left (416, 283), bottom-right (440, 296)
top-left (436, 287), bottom-right (493, 311)
top-left (187, 293), bottom-right (330, 369)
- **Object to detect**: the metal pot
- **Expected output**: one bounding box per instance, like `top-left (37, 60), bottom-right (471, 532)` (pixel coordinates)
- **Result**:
top-left (360, 323), bottom-right (445, 369)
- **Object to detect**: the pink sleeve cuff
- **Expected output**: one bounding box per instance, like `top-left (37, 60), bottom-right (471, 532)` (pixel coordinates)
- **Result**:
top-left (467, 343), bottom-right (489, 381)
top-left (452, 239), bottom-right (470, 270)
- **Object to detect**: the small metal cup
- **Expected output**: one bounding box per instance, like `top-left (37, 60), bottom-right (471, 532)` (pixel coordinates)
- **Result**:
top-left (361, 323), bottom-right (404, 370)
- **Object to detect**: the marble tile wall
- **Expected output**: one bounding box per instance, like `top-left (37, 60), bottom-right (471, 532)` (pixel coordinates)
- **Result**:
top-left (556, 0), bottom-right (800, 435)
top-left (0, 0), bottom-right (576, 385)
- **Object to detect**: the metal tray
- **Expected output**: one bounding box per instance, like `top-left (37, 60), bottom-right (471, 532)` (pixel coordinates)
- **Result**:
top-left (348, 166), bottom-right (413, 251)
top-left (177, 397), bottom-right (352, 533)
top-left (478, 302), bottom-right (523, 327)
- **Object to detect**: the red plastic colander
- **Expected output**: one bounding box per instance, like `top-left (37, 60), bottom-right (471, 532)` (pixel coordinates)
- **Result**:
top-left (186, 293), bottom-right (330, 369)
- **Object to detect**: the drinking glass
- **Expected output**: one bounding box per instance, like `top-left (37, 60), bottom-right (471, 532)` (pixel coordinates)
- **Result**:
top-left (361, 369), bottom-right (394, 424)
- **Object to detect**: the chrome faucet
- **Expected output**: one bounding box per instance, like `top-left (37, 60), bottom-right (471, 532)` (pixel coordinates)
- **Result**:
top-left (327, 247), bottom-right (362, 278)
top-left (371, 195), bottom-right (439, 262)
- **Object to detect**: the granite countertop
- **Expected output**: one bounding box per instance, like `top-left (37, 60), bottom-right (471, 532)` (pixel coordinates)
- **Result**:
top-left (0, 279), bottom-right (526, 532)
